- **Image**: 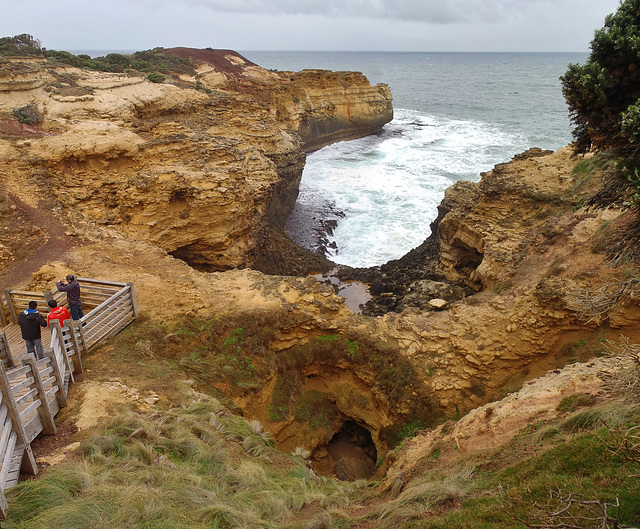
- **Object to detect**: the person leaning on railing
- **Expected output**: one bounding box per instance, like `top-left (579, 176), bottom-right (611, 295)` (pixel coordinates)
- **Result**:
top-left (47, 299), bottom-right (71, 327)
top-left (56, 273), bottom-right (85, 321)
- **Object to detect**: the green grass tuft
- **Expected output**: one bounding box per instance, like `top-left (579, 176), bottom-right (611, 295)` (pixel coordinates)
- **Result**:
top-left (6, 394), bottom-right (368, 529)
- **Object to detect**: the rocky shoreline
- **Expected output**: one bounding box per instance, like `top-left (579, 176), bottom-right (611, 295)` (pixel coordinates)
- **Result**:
top-left (284, 193), bottom-right (346, 258)
top-left (0, 48), bottom-right (393, 279)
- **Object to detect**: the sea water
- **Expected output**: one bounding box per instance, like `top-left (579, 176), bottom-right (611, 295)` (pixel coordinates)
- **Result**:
top-left (244, 52), bottom-right (588, 268)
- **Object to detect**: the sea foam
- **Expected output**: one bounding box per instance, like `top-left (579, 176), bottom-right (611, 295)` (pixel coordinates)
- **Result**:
top-left (290, 109), bottom-right (525, 268)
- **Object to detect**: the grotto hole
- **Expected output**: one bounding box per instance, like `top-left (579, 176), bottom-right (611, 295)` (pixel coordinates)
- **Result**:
top-left (452, 242), bottom-right (483, 272)
top-left (169, 241), bottom-right (222, 273)
top-left (310, 421), bottom-right (377, 481)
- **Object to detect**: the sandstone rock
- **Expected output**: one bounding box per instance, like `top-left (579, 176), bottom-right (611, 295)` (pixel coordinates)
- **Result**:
top-left (0, 51), bottom-right (392, 277)
top-left (427, 298), bottom-right (448, 309)
top-left (3, 50), bottom-right (640, 481)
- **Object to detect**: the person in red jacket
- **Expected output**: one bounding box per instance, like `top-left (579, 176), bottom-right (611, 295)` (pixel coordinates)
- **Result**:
top-left (47, 299), bottom-right (71, 328)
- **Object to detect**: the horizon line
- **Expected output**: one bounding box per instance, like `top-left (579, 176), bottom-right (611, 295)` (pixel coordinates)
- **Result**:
top-left (65, 48), bottom-right (590, 55)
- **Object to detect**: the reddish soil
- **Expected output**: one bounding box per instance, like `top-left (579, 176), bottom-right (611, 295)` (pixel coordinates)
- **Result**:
top-left (0, 191), bottom-right (79, 291)
top-left (0, 119), bottom-right (45, 136)
top-left (30, 419), bottom-right (79, 465)
top-left (162, 47), bottom-right (258, 75)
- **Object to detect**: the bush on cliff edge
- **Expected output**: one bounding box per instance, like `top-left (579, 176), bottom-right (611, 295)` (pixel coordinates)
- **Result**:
top-left (561, 0), bottom-right (640, 201)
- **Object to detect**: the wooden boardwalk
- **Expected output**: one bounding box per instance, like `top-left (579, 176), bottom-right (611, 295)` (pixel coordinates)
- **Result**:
top-left (0, 278), bottom-right (138, 517)
top-left (2, 324), bottom-right (52, 365)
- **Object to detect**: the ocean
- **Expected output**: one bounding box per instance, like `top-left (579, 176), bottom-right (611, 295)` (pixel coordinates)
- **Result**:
top-left (244, 51), bottom-right (588, 268)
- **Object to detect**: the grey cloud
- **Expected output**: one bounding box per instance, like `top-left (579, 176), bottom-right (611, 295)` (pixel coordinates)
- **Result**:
top-left (150, 0), bottom-right (572, 24)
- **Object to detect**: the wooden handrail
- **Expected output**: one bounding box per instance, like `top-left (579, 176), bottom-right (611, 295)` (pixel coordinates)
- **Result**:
top-left (0, 298), bottom-right (8, 327)
top-left (0, 278), bottom-right (137, 519)
top-left (76, 278), bottom-right (129, 287)
top-left (3, 290), bottom-right (16, 325)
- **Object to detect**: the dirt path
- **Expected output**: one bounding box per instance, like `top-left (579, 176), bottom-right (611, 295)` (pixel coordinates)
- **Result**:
top-left (0, 192), bottom-right (79, 291)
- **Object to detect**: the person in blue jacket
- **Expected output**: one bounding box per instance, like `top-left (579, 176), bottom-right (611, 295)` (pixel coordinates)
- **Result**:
top-left (56, 274), bottom-right (85, 320)
top-left (18, 300), bottom-right (47, 359)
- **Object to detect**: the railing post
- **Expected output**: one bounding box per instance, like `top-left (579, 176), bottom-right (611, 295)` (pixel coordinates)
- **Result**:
top-left (0, 296), bottom-right (6, 327)
top-left (21, 355), bottom-right (56, 436)
top-left (68, 322), bottom-right (84, 374)
top-left (0, 363), bottom-right (37, 476)
top-left (50, 320), bottom-right (74, 384)
top-left (0, 489), bottom-right (7, 520)
top-left (77, 321), bottom-right (89, 355)
top-left (127, 282), bottom-right (139, 318)
top-left (44, 291), bottom-right (53, 304)
top-left (3, 290), bottom-right (17, 325)
top-left (0, 332), bottom-right (13, 369)
top-left (45, 348), bottom-right (67, 409)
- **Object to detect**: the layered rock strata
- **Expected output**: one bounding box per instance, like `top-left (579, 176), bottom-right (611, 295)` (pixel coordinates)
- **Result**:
top-left (3, 49), bottom-right (640, 477)
top-left (0, 50), bottom-right (392, 276)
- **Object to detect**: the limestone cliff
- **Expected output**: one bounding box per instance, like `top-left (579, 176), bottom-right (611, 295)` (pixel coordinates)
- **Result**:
top-left (2, 48), bottom-right (640, 483)
top-left (12, 145), bottom-right (640, 472)
top-left (268, 69), bottom-right (394, 152)
top-left (0, 49), bottom-right (392, 276)
top-left (339, 146), bottom-right (640, 419)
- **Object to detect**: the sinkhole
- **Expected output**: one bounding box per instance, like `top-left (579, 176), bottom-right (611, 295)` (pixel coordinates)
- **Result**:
top-left (310, 421), bottom-right (378, 481)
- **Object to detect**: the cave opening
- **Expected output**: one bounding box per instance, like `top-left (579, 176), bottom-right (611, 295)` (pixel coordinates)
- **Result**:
top-left (169, 241), bottom-right (220, 273)
top-left (452, 243), bottom-right (483, 272)
top-left (310, 421), bottom-right (377, 481)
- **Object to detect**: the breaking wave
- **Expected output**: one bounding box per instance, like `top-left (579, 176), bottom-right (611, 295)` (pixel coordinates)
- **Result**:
top-left (290, 109), bottom-right (526, 267)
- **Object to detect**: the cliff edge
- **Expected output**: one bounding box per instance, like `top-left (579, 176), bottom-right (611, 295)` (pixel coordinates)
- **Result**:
top-left (0, 49), bottom-right (393, 279)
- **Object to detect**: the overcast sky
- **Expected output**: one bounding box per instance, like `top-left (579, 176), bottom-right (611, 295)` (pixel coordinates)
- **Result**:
top-left (3, 0), bottom-right (622, 53)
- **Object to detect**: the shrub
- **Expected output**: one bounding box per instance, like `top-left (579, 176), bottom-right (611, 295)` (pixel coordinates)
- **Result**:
top-left (104, 53), bottom-right (131, 68)
top-left (0, 34), bottom-right (42, 56)
top-left (293, 390), bottom-right (336, 429)
top-left (557, 393), bottom-right (597, 412)
top-left (396, 420), bottom-right (427, 442)
top-left (45, 49), bottom-right (83, 67)
top-left (13, 102), bottom-right (43, 125)
top-left (21, 41), bottom-right (197, 78)
top-left (561, 0), bottom-right (640, 199)
top-left (269, 370), bottom-right (302, 421)
top-left (147, 72), bottom-right (165, 84)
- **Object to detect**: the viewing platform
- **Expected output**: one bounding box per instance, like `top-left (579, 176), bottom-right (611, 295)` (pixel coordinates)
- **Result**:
top-left (0, 278), bottom-right (138, 517)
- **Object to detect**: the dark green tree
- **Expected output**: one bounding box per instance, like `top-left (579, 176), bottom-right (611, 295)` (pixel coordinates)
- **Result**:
top-left (561, 0), bottom-right (640, 190)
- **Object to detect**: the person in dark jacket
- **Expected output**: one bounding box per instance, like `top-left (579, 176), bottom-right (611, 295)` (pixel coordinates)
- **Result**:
top-left (18, 300), bottom-right (47, 359)
top-left (56, 273), bottom-right (84, 320)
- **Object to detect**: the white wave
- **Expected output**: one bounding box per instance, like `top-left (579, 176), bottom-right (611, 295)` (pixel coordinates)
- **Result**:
top-left (296, 109), bottom-right (528, 268)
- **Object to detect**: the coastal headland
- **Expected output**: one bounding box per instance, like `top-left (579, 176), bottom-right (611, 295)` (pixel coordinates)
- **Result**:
top-left (1, 47), bottom-right (639, 490)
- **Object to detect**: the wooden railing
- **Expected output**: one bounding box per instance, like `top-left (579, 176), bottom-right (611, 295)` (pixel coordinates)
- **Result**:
top-left (0, 278), bottom-right (137, 516)
top-left (0, 333), bottom-right (10, 369)
top-left (3, 278), bottom-right (135, 323)
top-left (76, 279), bottom-right (138, 350)
top-left (0, 297), bottom-right (10, 328)
top-left (0, 345), bottom-right (69, 514)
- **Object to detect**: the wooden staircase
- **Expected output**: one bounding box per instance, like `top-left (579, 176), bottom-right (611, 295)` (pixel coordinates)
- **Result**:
top-left (0, 278), bottom-right (138, 516)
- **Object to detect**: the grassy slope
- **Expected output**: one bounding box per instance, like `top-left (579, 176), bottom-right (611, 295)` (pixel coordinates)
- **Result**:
top-left (5, 314), bottom-right (640, 529)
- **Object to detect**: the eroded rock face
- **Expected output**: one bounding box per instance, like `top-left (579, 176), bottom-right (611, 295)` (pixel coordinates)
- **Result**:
top-left (332, 146), bottom-right (640, 419)
top-left (237, 364), bottom-right (396, 460)
top-left (381, 353), bottom-right (628, 488)
top-left (355, 148), bottom-right (603, 311)
top-left (268, 69), bottom-right (393, 152)
top-left (13, 141), bottom-right (640, 470)
top-left (0, 50), bottom-right (392, 276)
top-left (4, 50), bottom-right (640, 479)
